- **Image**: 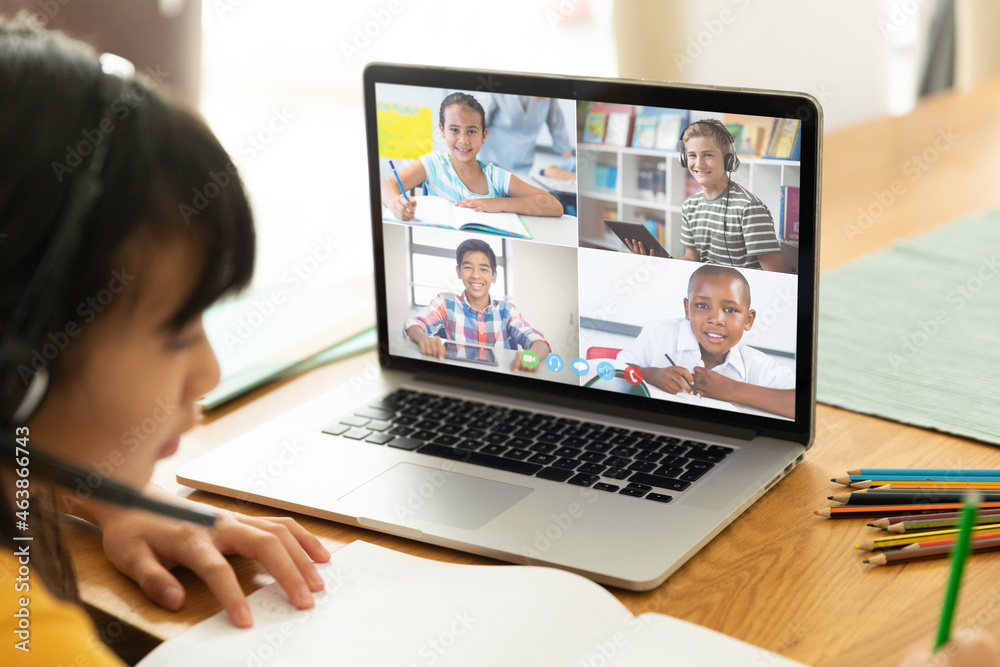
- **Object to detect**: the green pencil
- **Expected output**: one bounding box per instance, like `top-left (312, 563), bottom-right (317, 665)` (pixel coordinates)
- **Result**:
top-left (934, 491), bottom-right (981, 651)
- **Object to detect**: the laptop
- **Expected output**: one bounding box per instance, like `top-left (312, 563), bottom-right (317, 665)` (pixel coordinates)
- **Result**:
top-left (178, 63), bottom-right (821, 591)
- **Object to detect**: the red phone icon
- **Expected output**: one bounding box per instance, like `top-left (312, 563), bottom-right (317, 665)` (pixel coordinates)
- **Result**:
top-left (624, 366), bottom-right (643, 385)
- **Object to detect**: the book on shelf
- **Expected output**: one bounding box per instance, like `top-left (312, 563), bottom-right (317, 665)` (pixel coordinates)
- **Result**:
top-left (384, 195), bottom-right (531, 239)
top-left (594, 163), bottom-right (618, 190)
top-left (780, 185), bottom-right (800, 242)
top-left (725, 122), bottom-right (743, 148)
top-left (766, 119), bottom-right (800, 160)
top-left (137, 540), bottom-right (806, 667)
top-left (724, 113), bottom-right (775, 159)
top-left (604, 111), bottom-right (634, 147)
top-left (631, 114), bottom-right (659, 149)
top-left (654, 112), bottom-right (686, 150)
top-left (737, 124), bottom-right (764, 157)
top-left (583, 111), bottom-right (608, 144)
top-left (636, 160), bottom-right (665, 202)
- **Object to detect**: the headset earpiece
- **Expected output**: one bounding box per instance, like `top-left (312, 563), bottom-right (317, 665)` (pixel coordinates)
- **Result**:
top-left (0, 53), bottom-right (134, 427)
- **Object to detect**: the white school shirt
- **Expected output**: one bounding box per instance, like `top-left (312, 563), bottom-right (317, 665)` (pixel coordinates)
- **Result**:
top-left (617, 318), bottom-right (795, 390)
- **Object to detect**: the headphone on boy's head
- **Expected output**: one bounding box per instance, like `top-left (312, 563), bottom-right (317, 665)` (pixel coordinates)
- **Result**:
top-left (678, 120), bottom-right (740, 173)
top-left (0, 54), bottom-right (216, 527)
top-left (678, 120), bottom-right (739, 265)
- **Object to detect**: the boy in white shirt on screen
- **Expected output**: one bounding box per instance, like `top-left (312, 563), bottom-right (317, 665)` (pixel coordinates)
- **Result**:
top-left (618, 265), bottom-right (795, 419)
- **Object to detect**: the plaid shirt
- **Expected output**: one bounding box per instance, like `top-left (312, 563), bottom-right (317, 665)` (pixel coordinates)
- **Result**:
top-left (403, 292), bottom-right (548, 350)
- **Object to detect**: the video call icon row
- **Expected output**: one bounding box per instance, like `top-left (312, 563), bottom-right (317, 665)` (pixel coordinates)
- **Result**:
top-left (521, 352), bottom-right (644, 385)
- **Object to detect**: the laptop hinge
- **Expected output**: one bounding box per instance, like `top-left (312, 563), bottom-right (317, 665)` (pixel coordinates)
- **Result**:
top-left (407, 367), bottom-right (760, 443)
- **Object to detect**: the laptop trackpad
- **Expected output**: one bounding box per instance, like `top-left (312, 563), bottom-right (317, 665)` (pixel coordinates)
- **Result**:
top-left (339, 463), bottom-right (533, 531)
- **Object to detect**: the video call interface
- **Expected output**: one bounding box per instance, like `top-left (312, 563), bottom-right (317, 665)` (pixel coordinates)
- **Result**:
top-left (375, 81), bottom-right (803, 423)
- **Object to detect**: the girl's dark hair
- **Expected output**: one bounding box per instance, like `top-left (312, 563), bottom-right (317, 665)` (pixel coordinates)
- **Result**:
top-left (0, 16), bottom-right (256, 598)
top-left (439, 92), bottom-right (487, 130)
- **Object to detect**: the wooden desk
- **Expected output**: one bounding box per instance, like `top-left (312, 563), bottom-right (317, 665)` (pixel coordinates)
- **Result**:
top-left (70, 77), bottom-right (1000, 666)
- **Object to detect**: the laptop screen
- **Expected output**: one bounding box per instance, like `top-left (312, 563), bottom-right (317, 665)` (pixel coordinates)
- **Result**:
top-left (365, 65), bottom-right (819, 443)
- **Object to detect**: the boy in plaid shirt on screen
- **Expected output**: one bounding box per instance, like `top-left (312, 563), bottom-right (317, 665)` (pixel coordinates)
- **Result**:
top-left (404, 238), bottom-right (550, 372)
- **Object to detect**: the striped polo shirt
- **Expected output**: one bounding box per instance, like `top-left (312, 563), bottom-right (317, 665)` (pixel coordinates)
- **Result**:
top-left (680, 181), bottom-right (781, 269)
top-left (418, 152), bottom-right (512, 202)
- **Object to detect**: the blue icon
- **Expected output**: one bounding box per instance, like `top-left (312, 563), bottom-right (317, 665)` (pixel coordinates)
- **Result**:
top-left (546, 353), bottom-right (564, 372)
top-left (570, 357), bottom-right (590, 377)
top-left (596, 361), bottom-right (615, 381)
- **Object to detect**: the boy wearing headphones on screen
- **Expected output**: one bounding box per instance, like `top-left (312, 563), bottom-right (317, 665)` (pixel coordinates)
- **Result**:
top-left (617, 265), bottom-right (795, 419)
top-left (626, 119), bottom-right (786, 273)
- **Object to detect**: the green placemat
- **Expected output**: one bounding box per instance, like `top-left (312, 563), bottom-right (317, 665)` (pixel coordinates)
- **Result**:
top-left (817, 210), bottom-right (1000, 444)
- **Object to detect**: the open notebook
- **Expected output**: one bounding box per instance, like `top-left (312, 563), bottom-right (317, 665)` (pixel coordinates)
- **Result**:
top-left (136, 541), bottom-right (807, 666)
top-left (383, 194), bottom-right (532, 238)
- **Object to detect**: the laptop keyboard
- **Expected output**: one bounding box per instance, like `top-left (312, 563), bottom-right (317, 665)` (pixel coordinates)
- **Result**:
top-left (320, 389), bottom-right (734, 503)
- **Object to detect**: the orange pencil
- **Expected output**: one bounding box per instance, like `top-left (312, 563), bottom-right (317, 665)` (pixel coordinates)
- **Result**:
top-left (815, 502), bottom-right (1000, 519)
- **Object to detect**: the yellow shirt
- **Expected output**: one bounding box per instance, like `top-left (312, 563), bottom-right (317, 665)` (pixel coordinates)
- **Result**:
top-left (1, 547), bottom-right (124, 666)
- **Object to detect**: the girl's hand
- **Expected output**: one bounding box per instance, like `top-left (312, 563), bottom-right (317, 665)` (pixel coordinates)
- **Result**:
top-left (90, 486), bottom-right (330, 628)
top-left (389, 194), bottom-right (417, 221)
top-left (455, 198), bottom-right (504, 213)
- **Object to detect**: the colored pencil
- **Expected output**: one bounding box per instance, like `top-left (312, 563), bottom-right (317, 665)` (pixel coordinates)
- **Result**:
top-left (830, 491), bottom-right (1000, 506)
top-left (855, 524), bottom-right (1000, 551)
top-left (814, 502), bottom-right (1000, 519)
top-left (853, 481), bottom-right (1000, 490)
top-left (900, 531), bottom-right (1000, 551)
top-left (833, 475), bottom-right (1000, 485)
top-left (849, 468), bottom-right (1000, 477)
top-left (388, 160), bottom-right (410, 201)
top-left (868, 507), bottom-right (1000, 528)
top-left (934, 493), bottom-right (980, 651)
top-left (885, 515), bottom-right (1000, 533)
top-left (864, 537), bottom-right (1000, 566)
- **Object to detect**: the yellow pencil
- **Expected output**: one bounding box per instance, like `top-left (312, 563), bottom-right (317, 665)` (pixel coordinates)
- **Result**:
top-left (855, 524), bottom-right (1000, 551)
